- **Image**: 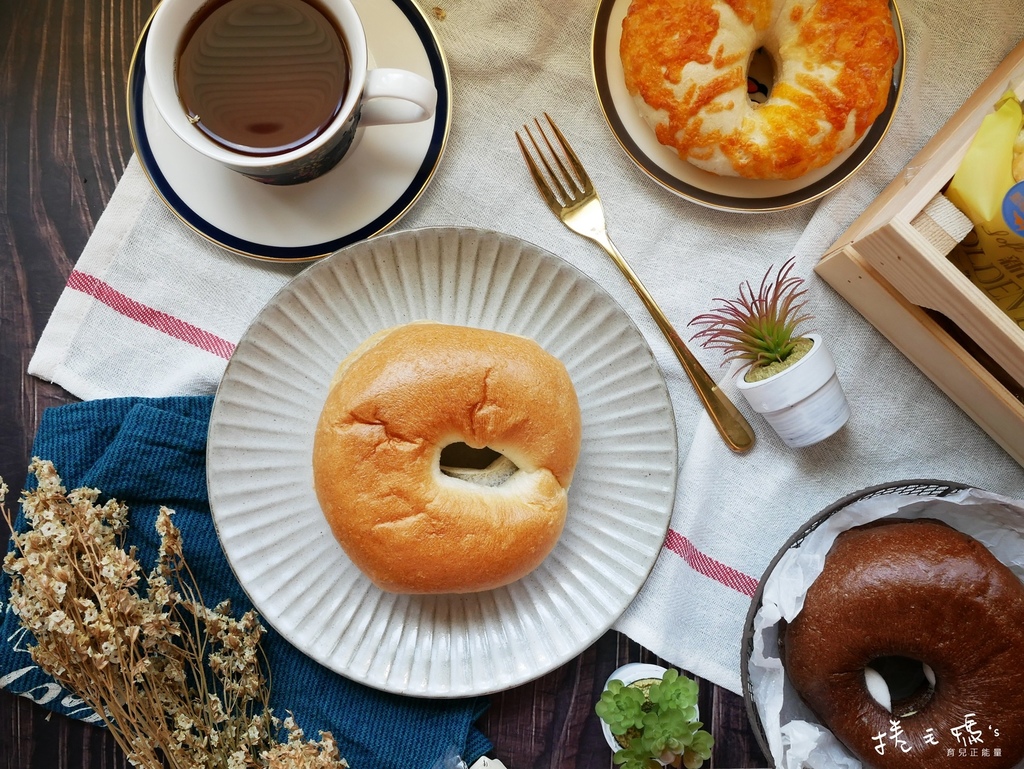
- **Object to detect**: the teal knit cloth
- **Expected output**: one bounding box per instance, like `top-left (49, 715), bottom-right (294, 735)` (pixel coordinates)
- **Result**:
top-left (0, 396), bottom-right (491, 769)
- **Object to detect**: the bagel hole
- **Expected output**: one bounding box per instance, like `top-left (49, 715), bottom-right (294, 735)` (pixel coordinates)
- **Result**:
top-left (865, 656), bottom-right (935, 717)
top-left (439, 443), bottom-right (519, 487)
top-left (440, 443), bottom-right (501, 469)
top-left (747, 47), bottom-right (774, 104)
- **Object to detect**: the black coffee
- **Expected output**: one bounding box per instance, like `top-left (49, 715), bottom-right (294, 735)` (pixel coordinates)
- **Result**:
top-left (175, 0), bottom-right (350, 156)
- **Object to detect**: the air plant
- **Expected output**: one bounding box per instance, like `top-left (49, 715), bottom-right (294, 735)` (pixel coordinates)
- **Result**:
top-left (688, 257), bottom-right (813, 371)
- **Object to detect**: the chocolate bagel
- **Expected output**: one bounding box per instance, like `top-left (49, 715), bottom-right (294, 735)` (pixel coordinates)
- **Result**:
top-left (782, 517), bottom-right (1024, 768)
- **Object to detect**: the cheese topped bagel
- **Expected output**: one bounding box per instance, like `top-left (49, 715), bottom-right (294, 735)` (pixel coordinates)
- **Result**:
top-left (620, 0), bottom-right (899, 179)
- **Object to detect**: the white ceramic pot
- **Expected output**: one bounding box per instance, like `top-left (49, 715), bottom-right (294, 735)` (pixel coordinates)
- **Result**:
top-left (600, 662), bottom-right (694, 763)
top-left (735, 334), bottom-right (850, 449)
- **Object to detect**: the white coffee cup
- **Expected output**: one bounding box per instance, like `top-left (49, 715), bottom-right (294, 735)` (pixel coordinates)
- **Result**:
top-left (145, 0), bottom-right (438, 185)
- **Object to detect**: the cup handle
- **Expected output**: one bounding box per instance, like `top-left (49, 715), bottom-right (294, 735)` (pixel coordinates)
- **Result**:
top-left (360, 68), bottom-right (438, 126)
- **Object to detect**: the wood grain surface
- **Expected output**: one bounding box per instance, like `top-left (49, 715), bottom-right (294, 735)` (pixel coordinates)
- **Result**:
top-left (0, 0), bottom-right (771, 766)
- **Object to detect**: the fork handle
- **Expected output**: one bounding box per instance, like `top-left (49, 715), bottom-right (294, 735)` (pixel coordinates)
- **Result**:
top-left (594, 234), bottom-right (756, 453)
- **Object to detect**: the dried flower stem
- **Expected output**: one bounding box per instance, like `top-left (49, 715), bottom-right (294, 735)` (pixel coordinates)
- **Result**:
top-left (1, 459), bottom-right (347, 769)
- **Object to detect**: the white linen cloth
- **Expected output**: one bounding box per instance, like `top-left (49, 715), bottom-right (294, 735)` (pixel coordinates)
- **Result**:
top-left (29, 0), bottom-right (1024, 696)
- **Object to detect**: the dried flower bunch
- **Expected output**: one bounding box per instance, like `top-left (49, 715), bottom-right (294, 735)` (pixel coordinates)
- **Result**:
top-left (1, 459), bottom-right (348, 769)
top-left (688, 257), bottom-right (812, 370)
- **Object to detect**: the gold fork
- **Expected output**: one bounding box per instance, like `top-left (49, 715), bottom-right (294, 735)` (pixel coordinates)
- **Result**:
top-left (516, 114), bottom-right (755, 454)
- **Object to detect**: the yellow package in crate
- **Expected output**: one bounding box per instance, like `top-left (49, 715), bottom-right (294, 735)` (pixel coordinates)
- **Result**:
top-left (946, 90), bottom-right (1024, 330)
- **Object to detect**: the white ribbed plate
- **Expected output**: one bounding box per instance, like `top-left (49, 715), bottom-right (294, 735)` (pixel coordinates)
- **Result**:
top-left (207, 227), bottom-right (677, 697)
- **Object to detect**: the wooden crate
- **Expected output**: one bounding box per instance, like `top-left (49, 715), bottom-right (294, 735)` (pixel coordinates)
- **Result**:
top-left (816, 38), bottom-right (1024, 466)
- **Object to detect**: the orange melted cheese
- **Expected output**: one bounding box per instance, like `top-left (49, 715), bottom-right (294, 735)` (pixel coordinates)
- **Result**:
top-left (620, 0), bottom-right (898, 180)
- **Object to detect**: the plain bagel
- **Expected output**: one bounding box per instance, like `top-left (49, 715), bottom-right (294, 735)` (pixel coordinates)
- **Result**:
top-left (620, 0), bottom-right (899, 179)
top-left (782, 518), bottom-right (1024, 768)
top-left (312, 322), bottom-right (582, 594)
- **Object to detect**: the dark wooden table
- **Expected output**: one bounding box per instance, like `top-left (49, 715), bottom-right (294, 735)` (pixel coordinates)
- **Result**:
top-left (0, 0), bottom-right (771, 766)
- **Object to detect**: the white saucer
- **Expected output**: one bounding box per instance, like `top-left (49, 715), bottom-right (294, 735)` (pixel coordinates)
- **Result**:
top-left (128, 0), bottom-right (451, 261)
top-left (591, 0), bottom-right (906, 213)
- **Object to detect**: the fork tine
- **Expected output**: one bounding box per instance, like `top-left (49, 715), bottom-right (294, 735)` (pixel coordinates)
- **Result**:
top-left (530, 118), bottom-right (580, 202)
top-left (524, 121), bottom-right (573, 203)
top-left (541, 113), bottom-right (593, 196)
top-left (515, 131), bottom-right (562, 213)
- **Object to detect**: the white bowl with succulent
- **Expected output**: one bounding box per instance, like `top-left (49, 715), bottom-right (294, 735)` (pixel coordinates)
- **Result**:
top-left (688, 258), bottom-right (850, 448)
top-left (595, 662), bottom-right (714, 769)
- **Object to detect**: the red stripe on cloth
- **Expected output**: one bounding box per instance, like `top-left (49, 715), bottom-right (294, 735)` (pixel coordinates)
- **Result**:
top-left (66, 270), bottom-right (236, 360)
top-left (664, 529), bottom-right (759, 598)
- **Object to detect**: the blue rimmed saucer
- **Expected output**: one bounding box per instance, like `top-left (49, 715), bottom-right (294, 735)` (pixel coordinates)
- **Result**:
top-left (128, 0), bottom-right (451, 262)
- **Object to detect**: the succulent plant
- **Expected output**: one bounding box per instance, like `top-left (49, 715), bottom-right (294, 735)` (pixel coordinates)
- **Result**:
top-left (595, 668), bottom-right (714, 769)
top-left (596, 678), bottom-right (648, 736)
top-left (688, 257), bottom-right (812, 370)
